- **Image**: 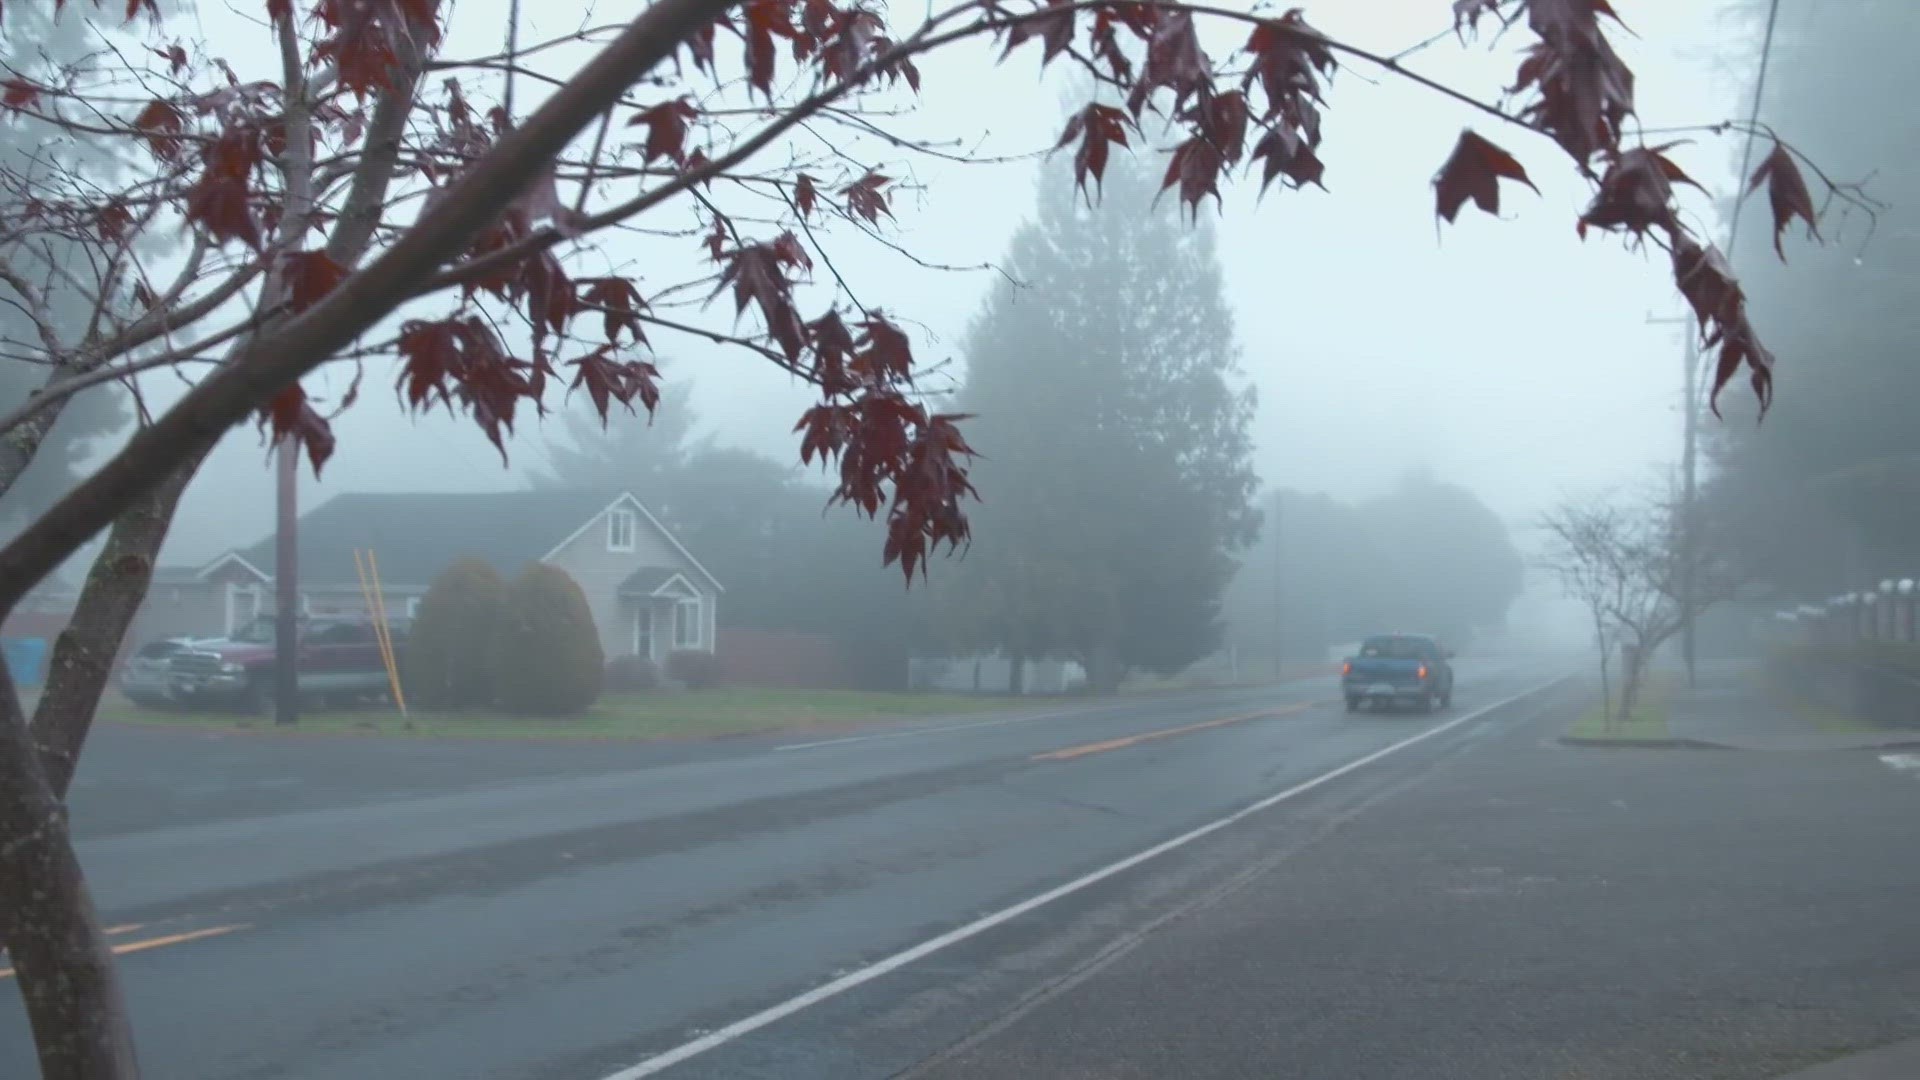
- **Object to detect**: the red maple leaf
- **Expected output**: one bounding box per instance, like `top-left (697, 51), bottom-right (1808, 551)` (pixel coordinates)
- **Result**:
top-left (1508, 8), bottom-right (1635, 167)
top-left (1242, 12), bottom-right (1336, 122)
top-left (568, 345), bottom-right (661, 420)
top-left (842, 172), bottom-right (892, 225)
top-left (94, 201), bottom-right (134, 244)
top-left (852, 313), bottom-right (914, 381)
top-left (1249, 124), bottom-right (1324, 193)
top-left (998, 0), bottom-right (1074, 65)
top-left (1134, 10), bottom-right (1211, 117)
top-left (807, 309), bottom-right (858, 392)
top-left (1670, 237), bottom-right (1743, 342)
top-left (257, 383), bottom-right (336, 476)
top-left (715, 237), bottom-right (810, 359)
top-left (1053, 103), bottom-right (1133, 198)
top-left (577, 277), bottom-right (651, 344)
top-left (628, 97), bottom-right (699, 166)
top-left (279, 250), bottom-right (349, 314)
top-left (2, 79), bottom-right (41, 114)
top-left (794, 173), bottom-right (819, 218)
top-left (1746, 141), bottom-right (1820, 259)
top-left (740, 0), bottom-right (799, 99)
top-left (1161, 137), bottom-right (1225, 216)
top-left (1577, 145), bottom-right (1695, 242)
top-left (1452, 0), bottom-right (1512, 38)
top-left (1433, 129), bottom-right (1538, 223)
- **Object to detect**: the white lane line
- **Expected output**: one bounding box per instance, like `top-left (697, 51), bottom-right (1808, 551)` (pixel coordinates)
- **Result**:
top-left (1879, 752), bottom-right (1920, 774)
top-left (598, 679), bottom-right (1563, 1079)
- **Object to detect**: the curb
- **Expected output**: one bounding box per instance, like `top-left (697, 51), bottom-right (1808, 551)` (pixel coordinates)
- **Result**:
top-left (1850, 738), bottom-right (1920, 752)
top-left (1557, 735), bottom-right (1737, 750)
top-left (1770, 1036), bottom-right (1920, 1079)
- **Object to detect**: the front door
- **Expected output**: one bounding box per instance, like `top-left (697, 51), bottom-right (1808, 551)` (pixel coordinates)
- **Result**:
top-left (631, 605), bottom-right (655, 661)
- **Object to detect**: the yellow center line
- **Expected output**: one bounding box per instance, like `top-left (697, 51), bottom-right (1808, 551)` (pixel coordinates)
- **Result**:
top-left (1030, 700), bottom-right (1323, 762)
top-left (0, 923), bottom-right (248, 980)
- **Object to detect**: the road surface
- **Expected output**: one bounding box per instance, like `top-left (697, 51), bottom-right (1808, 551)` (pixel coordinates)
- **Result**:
top-left (5, 662), bottom-right (1916, 1079)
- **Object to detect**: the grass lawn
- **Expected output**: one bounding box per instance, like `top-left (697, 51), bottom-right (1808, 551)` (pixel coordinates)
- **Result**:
top-left (95, 688), bottom-right (1037, 741)
top-left (1569, 675), bottom-right (1673, 742)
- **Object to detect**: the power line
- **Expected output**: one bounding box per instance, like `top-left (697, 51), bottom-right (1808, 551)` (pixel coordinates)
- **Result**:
top-left (1724, 0), bottom-right (1785, 265)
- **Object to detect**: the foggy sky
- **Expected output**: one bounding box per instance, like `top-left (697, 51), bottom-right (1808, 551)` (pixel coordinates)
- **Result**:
top-left (51, 1), bottom-right (1759, 640)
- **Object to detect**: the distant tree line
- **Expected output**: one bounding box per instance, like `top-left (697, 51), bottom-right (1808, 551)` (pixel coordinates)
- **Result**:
top-left (1221, 472), bottom-right (1526, 662)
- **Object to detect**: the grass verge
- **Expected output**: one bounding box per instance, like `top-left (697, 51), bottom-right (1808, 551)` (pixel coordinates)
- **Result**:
top-left (97, 688), bottom-right (1037, 741)
top-left (1568, 675), bottom-right (1673, 742)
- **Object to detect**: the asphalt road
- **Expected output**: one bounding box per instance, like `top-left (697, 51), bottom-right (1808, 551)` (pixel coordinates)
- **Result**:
top-left (7, 661), bottom-right (1913, 1079)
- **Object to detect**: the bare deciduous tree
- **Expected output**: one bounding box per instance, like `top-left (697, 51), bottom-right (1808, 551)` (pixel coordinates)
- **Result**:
top-left (1542, 487), bottom-right (1744, 723)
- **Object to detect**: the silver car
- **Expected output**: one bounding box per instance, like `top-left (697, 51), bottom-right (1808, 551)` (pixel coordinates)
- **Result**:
top-left (118, 636), bottom-right (220, 709)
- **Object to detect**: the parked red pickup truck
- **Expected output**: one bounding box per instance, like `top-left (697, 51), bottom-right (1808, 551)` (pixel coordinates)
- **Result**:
top-left (166, 615), bottom-right (403, 712)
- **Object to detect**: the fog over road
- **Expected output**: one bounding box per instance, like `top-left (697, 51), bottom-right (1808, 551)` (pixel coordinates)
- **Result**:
top-left (8, 659), bottom-right (1917, 1080)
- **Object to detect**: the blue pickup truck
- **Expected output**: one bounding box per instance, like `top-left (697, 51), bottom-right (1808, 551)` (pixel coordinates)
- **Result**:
top-left (1342, 633), bottom-right (1455, 714)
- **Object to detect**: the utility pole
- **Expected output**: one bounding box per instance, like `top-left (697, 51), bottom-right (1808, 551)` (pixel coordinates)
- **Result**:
top-left (274, 437), bottom-right (300, 725)
top-left (1648, 312), bottom-right (1702, 688)
top-left (1271, 490), bottom-right (1283, 682)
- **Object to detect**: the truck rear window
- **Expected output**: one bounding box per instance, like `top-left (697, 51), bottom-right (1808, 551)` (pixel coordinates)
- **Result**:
top-left (1359, 637), bottom-right (1429, 660)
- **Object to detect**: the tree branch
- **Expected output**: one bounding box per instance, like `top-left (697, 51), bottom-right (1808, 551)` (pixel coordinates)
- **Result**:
top-left (0, 0), bottom-right (748, 618)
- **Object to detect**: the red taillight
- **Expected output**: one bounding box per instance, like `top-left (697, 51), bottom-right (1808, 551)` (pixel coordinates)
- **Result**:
top-left (1342, 661), bottom-right (1352, 676)
top-left (1417, 664), bottom-right (1428, 680)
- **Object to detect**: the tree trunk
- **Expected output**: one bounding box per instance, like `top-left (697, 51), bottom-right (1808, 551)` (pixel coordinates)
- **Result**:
top-left (32, 460), bottom-right (197, 797)
top-left (0, 685), bottom-right (139, 1079)
top-left (1615, 646), bottom-right (1644, 724)
top-left (1009, 654), bottom-right (1025, 696)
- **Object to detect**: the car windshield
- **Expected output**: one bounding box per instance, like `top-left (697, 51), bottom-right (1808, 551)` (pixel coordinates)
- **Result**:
top-left (1359, 636), bottom-right (1429, 660)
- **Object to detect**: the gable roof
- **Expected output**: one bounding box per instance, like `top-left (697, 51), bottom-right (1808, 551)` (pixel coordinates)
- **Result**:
top-left (541, 492), bottom-right (722, 594)
top-left (238, 490), bottom-right (623, 588)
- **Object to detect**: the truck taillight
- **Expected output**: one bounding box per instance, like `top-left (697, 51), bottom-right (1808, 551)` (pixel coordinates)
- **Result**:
top-left (1342, 661), bottom-right (1352, 676)
top-left (1417, 664), bottom-right (1428, 680)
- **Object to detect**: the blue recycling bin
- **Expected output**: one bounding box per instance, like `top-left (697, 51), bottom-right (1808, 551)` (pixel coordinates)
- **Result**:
top-left (2, 636), bottom-right (48, 688)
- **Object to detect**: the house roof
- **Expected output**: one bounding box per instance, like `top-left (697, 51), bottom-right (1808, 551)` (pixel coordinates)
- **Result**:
top-left (237, 490), bottom-right (624, 588)
top-left (618, 567), bottom-right (698, 598)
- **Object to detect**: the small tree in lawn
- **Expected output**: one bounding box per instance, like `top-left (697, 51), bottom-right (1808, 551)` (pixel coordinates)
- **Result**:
top-left (492, 564), bottom-right (604, 717)
top-left (404, 557), bottom-right (507, 709)
top-left (1542, 488), bottom-right (1743, 724)
top-left (0, 0), bottom-right (1876, 1074)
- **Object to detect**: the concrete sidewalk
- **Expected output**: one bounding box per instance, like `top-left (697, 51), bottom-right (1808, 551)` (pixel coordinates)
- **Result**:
top-left (1664, 663), bottom-right (1919, 751)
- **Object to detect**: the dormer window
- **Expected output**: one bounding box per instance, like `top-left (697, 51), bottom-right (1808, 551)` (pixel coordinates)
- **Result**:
top-left (608, 507), bottom-right (637, 552)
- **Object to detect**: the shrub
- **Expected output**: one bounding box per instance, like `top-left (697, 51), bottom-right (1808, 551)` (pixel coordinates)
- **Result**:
top-left (667, 648), bottom-right (723, 689)
top-left (403, 556), bottom-right (506, 710)
top-left (491, 563), bottom-right (605, 716)
top-left (605, 654), bottom-right (659, 691)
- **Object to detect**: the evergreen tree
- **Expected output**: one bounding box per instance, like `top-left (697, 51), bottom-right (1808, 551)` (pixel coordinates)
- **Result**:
top-left (942, 146), bottom-right (1260, 688)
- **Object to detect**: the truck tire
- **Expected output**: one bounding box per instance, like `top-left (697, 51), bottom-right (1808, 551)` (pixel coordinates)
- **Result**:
top-left (1345, 697), bottom-right (1361, 713)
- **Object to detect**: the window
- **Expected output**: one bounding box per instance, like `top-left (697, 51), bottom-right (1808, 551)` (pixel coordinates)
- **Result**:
top-left (405, 596), bottom-right (421, 619)
top-left (607, 508), bottom-right (637, 552)
top-left (673, 599), bottom-right (701, 649)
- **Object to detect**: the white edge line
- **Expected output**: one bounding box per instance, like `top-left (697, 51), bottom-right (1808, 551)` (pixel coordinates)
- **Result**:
top-left (600, 677), bottom-right (1566, 1080)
